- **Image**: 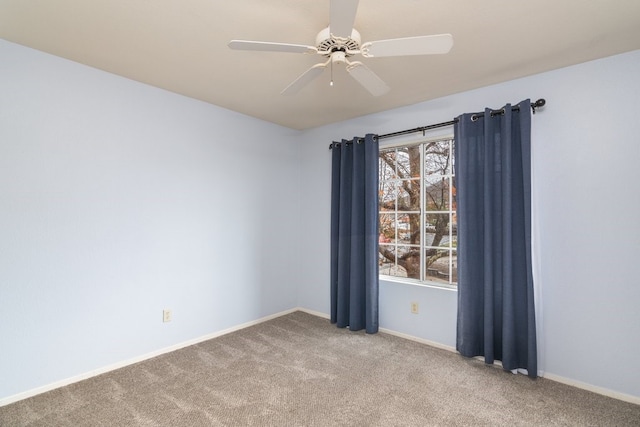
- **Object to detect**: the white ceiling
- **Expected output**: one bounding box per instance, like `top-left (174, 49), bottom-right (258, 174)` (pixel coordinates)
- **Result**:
top-left (2, 0), bottom-right (640, 130)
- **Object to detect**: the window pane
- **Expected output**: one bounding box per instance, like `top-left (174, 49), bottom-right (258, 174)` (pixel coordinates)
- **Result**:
top-left (396, 146), bottom-right (421, 178)
top-left (425, 248), bottom-right (451, 283)
top-left (397, 179), bottom-right (420, 211)
top-left (425, 140), bottom-right (452, 176)
top-left (451, 144), bottom-right (456, 175)
top-left (398, 246), bottom-right (420, 280)
top-left (379, 181), bottom-right (396, 211)
top-left (451, 250), bottom-right (457, 284)
top-left (451, 176), bottom-right (457, 212)
top-left (379, 150), bottom-right (397, 180)
top-left (451, 213), bottom-right (457, 247)
top-left (379, 213), bottom-right (395, 243)
top-left (397, 213), bottom-right (420, 244)
top-left (425, 175), bottom-right (450, 211)
top-left (425, 213), bottom-right (451, 247)
top-left (379, 245), bottom-right (404, 277)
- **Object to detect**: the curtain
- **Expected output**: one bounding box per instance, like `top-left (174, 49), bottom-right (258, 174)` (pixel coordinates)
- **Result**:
top-left (330, 134), bottom-right (379, 334)
top-left (454, 99), bottom-right (537, 378)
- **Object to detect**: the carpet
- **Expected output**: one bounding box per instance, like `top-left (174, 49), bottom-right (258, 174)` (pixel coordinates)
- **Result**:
top-left (1, 311), bottom-right (639, 426)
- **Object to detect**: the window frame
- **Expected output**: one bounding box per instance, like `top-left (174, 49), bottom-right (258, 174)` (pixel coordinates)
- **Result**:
top-left (378, 134), bottom-right (457, 290)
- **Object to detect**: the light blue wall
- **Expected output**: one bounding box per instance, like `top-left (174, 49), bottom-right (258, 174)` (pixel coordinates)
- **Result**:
top-left (298, 50), bottom-right (640, 399)
top-left (0, 39), bottom-right (301, 401)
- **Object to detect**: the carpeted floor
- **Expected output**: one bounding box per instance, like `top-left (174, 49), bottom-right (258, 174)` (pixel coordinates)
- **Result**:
top-left (1, 311), bottom-right (639, 426)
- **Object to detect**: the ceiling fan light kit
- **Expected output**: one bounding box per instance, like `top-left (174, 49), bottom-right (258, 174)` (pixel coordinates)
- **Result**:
top-left (228, 0), bottom-right (453, 96)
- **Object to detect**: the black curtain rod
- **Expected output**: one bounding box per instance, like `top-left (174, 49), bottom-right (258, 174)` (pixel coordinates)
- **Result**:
top-left (330, 98), bottom-right (546, 149)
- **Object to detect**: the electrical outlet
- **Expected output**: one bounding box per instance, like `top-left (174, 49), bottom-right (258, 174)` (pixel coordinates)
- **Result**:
top-left (410, 302), bottom-right (419, 314)
top-left (163, 309), bottom-right (172, 323)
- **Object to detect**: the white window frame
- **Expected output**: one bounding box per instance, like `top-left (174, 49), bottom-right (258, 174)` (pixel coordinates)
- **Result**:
top-left (378, 135), bottom-right (457, 290)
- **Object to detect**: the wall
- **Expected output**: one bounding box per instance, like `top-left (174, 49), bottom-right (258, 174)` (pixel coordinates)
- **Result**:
top-left (0, 39), bottom-right (301, 401)
top-left (298, 49), bottom-right (640, 400)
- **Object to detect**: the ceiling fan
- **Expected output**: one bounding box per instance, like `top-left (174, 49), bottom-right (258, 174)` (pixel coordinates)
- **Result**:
top-left (228, 0), bottom-right (453, 96)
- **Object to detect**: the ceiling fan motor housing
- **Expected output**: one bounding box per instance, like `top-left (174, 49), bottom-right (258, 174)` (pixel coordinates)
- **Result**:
top-left (316, 26), bottom-right (361, 56)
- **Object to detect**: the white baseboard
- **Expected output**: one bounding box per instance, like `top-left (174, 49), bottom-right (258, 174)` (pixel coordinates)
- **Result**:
top-left (542, 372), bottom-right (640, 405)
top-left (297, 307), bottom-right (330, 320)
top-left (297, 308), bottom-right (457, 354)
top-left (379, 327), bottom-right (457, 353)
top-left (0, 308), bottom-right (298, 407)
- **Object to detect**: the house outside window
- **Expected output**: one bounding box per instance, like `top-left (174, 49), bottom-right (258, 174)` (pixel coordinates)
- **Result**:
top-left (378, 137), bottom-right (457, 288)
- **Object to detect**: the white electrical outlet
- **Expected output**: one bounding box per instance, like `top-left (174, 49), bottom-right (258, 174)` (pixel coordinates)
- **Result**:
top-left (163, 309), bottom-right (172, 323)
top-left (410, 302), bottom-right (419, 314)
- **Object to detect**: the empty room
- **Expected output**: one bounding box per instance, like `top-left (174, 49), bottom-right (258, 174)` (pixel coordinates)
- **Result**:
top-left (1, 0), bottom-right (640, 425)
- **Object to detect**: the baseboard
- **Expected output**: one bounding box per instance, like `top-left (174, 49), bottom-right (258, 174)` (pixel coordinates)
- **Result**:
top-left (542, 372), bottom-right (640, 405)
top-left (297, 307), bottom-right (330, 320)
top-left (296, 307), bottom-right (457, 353)
top-left (0, 308), bottom-right (299, 407)
top-left (379, 327), bottom-right (457, 353)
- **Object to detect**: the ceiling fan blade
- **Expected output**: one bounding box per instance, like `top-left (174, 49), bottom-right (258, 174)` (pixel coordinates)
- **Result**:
top-left (281, 62), bottom-right (328, 95)
top-left (346, 61), bottom-right (389, 96)
top-left (228, 40), bottom-right (318, 54)
top-left (361, 34), bottom-right (453, 58)
top-left (329, 0), bottom-right (359, 38)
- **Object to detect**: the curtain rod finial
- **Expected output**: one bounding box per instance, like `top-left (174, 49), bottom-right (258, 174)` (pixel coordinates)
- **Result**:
top-left (531, 98), bottom-right (546, 114)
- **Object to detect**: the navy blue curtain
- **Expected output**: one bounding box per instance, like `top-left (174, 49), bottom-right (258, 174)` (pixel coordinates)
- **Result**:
top-left (330, 134), bottom-right (379, 334)
top-left (454, 99), bottom-right (537, 377)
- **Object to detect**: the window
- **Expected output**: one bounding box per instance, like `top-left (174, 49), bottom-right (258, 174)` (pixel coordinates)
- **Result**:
top-left (378, 137), bottom-right (457, 287)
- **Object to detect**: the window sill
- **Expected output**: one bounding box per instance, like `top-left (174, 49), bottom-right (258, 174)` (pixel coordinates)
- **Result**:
top-left (379, 275), bottom-right (458, 292)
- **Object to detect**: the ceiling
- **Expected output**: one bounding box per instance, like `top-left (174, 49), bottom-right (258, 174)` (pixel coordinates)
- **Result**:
top-left (2, 0), bottom-right (640, 130)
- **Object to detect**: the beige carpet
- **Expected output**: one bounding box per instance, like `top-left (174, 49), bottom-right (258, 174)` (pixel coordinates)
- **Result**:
top-left (1, 311), bottom-right (639, 426)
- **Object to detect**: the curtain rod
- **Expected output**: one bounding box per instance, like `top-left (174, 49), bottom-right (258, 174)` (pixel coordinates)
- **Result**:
top-left (329, 98), bottom-right (546, 149)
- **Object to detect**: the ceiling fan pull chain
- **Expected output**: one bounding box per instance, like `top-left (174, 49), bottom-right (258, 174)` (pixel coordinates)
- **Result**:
top-left (330, 59), bottom-right (334, 87)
